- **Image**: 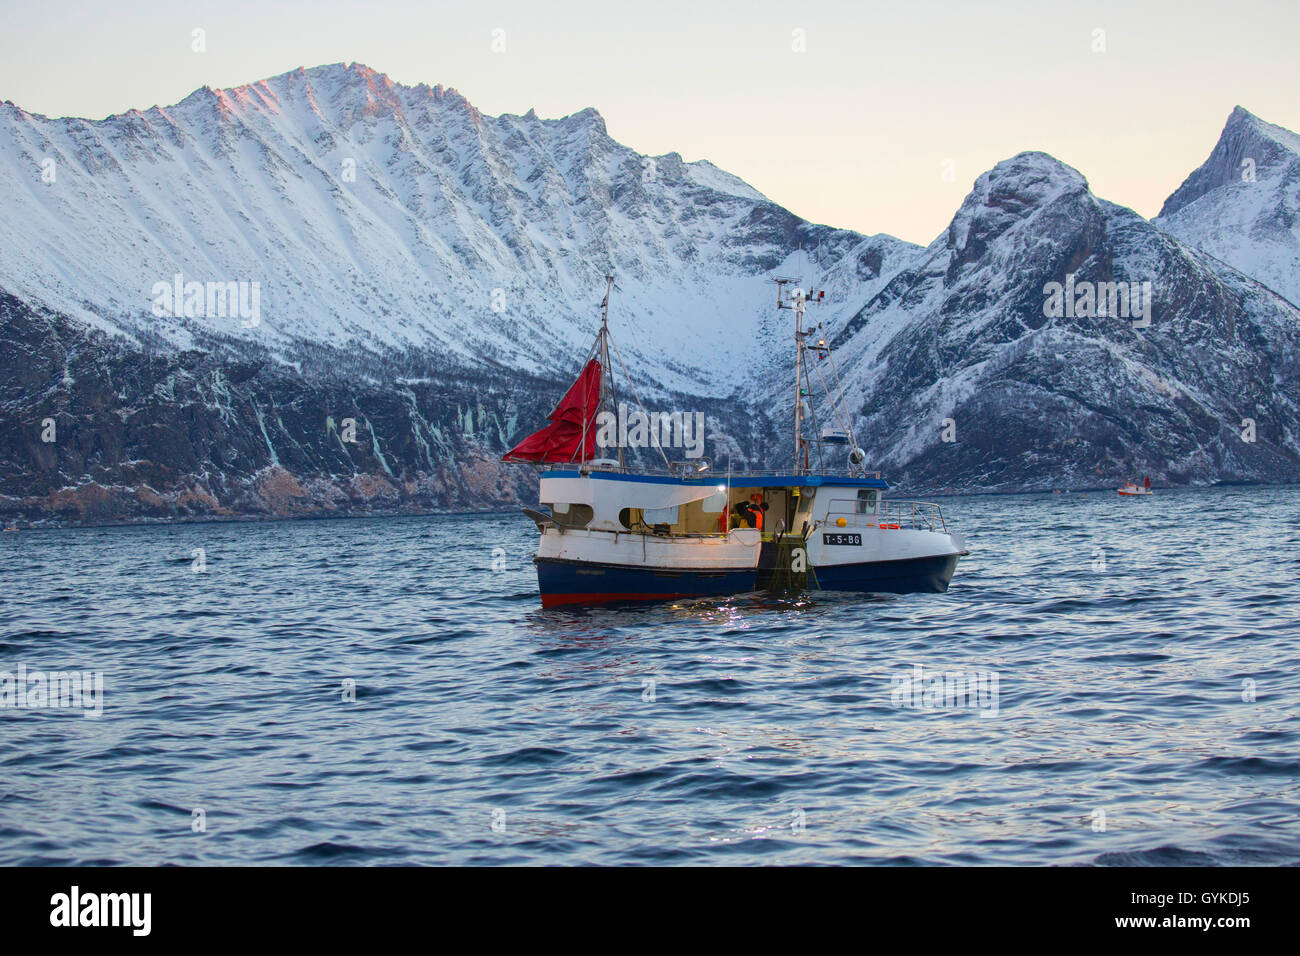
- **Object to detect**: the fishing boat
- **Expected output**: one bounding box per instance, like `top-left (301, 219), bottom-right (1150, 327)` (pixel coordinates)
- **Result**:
top-left (1118, 477), bottom-right (1153, 496)
top-left (505, 276), bottom-right (968, 607)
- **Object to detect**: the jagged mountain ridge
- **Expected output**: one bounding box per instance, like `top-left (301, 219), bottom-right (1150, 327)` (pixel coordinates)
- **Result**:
top-left (0, 62), bottom-right (914, 398)
top-left (1155, 106), bottom-right (1300, 307)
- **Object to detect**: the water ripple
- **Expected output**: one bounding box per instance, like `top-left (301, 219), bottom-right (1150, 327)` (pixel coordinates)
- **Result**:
top-left (0, 486), bottom-right (1297, 864)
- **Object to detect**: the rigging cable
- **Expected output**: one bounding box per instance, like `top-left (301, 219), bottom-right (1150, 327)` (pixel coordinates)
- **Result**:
top-left (608, 331), bottom-right (673, 471)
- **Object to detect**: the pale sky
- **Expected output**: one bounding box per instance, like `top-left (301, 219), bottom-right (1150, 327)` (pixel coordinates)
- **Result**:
top-left (2, 0), bottom-right (1297, 245)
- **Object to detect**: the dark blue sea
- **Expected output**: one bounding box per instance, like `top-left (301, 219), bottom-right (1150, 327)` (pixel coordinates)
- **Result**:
top-left (1, 486), bottom-right (1297, 865)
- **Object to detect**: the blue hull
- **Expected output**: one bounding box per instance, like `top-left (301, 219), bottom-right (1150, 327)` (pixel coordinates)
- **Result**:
top-left (535, 558), bottom-right (756, 607)
top-left (813, 553), bottom-right (961, 594)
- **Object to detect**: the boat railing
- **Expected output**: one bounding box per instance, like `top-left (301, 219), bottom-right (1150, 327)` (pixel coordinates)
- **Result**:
top-left (821, 498), bottom-right (949, 534)
top-left (545, 464), bottom-right (884, 480)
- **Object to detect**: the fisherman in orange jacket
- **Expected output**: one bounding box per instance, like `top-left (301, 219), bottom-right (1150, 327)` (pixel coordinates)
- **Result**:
top-left (734, 493), bottom-right (767, 530)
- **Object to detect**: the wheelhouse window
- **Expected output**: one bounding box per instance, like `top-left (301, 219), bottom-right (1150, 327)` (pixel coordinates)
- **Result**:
top-left (546, 502), bottom-right (594, 529)
top-left (855, 489), bottom-right (877, 514)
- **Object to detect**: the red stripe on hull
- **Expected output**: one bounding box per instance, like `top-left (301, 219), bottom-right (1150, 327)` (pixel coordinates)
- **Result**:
top-left (540, 592), bottom-right (685, 608)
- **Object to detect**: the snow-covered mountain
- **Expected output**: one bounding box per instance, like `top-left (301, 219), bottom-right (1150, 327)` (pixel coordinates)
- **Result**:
top-left (820, 151), bottom-right (1300, 490)
top-left (1156, 106), bottom-right (1300, 308)
top-left (1, 66), bottom-right (1297, 524)
top-left (0, 62), bottom-right (912, 398)
top-left (0, 63), bottom-right (919, 522)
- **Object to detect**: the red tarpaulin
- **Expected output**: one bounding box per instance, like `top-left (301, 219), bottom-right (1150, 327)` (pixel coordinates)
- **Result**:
top-left (502, 359), bottom-right (602, 463)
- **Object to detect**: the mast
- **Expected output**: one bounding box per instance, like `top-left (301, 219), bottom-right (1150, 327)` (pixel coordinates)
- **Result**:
top-left (793, 288), bottom-right (804, 469)
top-left (775, 277), bottom-right (823, 475)
top-left (597, 274), bottom-right (623, 470)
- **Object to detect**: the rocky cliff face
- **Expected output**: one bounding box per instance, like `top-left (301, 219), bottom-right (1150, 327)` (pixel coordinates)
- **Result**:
top-left (0, 291), bottom-right (535, 522)
top-left (0, 290), bottom-right (781, 524)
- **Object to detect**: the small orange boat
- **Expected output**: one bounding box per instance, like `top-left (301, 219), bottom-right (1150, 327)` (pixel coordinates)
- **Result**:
top-left (1118, 476), bottom-right (1153, 496)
